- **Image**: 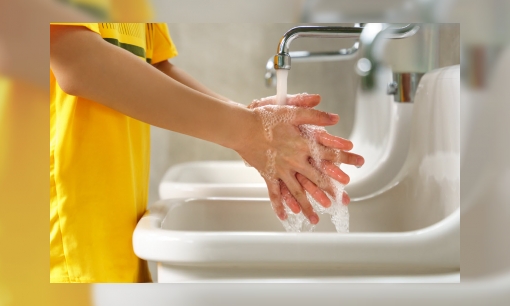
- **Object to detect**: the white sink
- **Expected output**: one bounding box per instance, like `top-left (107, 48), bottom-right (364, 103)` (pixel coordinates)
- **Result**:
top-left (140, 65), bottom-right (460, 283)
top-left (159, 161), bottom-right (267, 199)
top-left (134, 197), bottom-right (459, 282)
top-left (342, 68), bottom-right (415, 199)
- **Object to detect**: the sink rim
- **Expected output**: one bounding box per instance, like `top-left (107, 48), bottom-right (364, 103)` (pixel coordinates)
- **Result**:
top-left (147, 197), bottom-right (457, 236)
top-left (134, 197), bottom-right (459, 270)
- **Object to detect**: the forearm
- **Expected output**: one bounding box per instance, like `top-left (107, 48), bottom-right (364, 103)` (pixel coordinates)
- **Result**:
top-left (50, 26), bottom-right (254, 151)
top-left (153, 60), bottom-right (233, 104)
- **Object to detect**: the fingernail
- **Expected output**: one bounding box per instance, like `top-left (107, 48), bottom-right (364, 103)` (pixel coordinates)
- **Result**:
top-left (329, 113), bottom-right (339, 121)
top-left (310, 215), bottom-right (319, 224)
top-left (291, 206), bottom-right (301, 214)
top-left (356, 156), bottom-right (364, 168)
top-left (322, 197), bottom-right (332, 208)
top-left (347, 141), bottom-right (354, 150)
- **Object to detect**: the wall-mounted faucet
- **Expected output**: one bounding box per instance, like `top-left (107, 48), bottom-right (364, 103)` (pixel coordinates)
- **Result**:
top-left (273, 25), bottom-right (364, 70)
top-left (265, 24), bottom-right (362, 87)
top-left (265, 42), bottom-right (359, 87)
top-left (267, 24), bottom-right (423, 102)
top-left (356, 23), bottom-right (420, 92)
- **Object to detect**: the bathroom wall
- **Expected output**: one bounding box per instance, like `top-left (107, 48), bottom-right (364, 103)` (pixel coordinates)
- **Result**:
top-left (148, 23), bottom-right (460, 205)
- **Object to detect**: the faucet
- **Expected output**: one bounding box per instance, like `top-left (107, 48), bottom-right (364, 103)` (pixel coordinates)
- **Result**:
top-left (272, 25), bottom-right (363, 69)
top-left (356, 23), bottom-right (420, 92)
top-left (269, 24), bottom-right (422, 101)
top-left (265, 25), bottom-right (362, 87)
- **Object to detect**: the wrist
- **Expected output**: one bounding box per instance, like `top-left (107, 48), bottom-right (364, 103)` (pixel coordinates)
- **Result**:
top-left (227, 106), bottom-right (259, 153)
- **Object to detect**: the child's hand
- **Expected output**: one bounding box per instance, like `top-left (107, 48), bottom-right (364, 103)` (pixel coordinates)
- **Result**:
top-left (239, 93), bottom-right (364, 224)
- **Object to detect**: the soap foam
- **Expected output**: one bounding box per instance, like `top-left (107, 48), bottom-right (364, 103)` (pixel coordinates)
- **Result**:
top-left (252, 105), bottom-right (296, 142)
top-left (278, 177), bottom-right (348, 233)
top-left (259, 149), bottom-right (277, 184)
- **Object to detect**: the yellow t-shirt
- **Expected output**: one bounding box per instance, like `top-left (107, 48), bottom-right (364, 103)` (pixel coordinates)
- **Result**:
top-left (50, 23), bottom-right (177, 283)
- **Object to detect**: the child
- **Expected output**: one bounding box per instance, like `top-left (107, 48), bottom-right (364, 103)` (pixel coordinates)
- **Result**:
top-left (49, 23), bottom-right (363, 282)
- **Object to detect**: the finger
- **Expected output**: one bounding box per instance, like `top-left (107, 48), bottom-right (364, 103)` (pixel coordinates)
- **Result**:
top-left (280, 181), bottom-right (301, 214)
top-left (338, 151), bottom-right (365, 167)
top-left (291, 108), bottom-right (339, 126)
top-left (265, 178), bottom-right (287, 220)
top-left (342, 191), bottom-right (350, 205)
top-left (299, 158), bottom-right (335, 195)
top-left (286, 93), bottom-right (321, 108)
top-left (283, 174), bottom-right (319, 224)
top-left (319, 160), bottom-right (350, 185)
top-left (249, 94), bottom-right (321, 109)
top-left (296, 173), bottom-right (331, 208)
top-left (320, 148), bottom-right (364, 167)
top-left (314, 130), bottom-right (353, 151)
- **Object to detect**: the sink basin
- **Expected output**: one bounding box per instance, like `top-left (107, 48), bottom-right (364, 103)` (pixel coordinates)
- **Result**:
top-left (159, 161), bottom-right (267, 199)
top-left (142, 65), bottom-right (460, 283)
top-left (133, 197), bottom-right (459, 282)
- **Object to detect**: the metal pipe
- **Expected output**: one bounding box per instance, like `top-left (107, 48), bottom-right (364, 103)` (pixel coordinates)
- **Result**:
top-left (273, 26), bottom-right (364, 70)
top-left (387, 72), bottom-right (425, 103)
top-left (265, 42), bottom-right (359, 87)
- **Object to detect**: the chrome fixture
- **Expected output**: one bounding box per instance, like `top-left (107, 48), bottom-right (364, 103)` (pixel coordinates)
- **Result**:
top-left (357, 24), bottom-right (420, 91)
top-left (266, 25), bottom-right (363, 87)
top-left (273, 25), bottom-right (363, 70)
top-left (387, 72), bottom-right (424, 103)
top-left (268, 24), bottom-right (420, 94)
top-left (265, 42), bottom-right (359, 87)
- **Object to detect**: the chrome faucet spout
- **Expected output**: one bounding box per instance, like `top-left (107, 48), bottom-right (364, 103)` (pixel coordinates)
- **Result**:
top-left (265, 43), bottom-right (359, 87)
top-left (273, 26), bottom-right (364, 70)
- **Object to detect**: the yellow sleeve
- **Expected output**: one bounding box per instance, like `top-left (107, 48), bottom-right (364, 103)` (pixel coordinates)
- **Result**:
top-left (50, 23), bottom-right (101, 35)
top-left (151, 23), bottom-right (178, 64)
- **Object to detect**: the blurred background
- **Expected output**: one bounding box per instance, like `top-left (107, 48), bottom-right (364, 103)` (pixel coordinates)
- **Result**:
top-left (1, 0), bottom-right (509, 305)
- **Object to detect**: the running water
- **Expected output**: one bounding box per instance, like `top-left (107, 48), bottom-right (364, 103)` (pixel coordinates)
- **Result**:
top-left (276, 70), bottom-right (288, 105)
top-left (274, 69), bottom-right (349, 233)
